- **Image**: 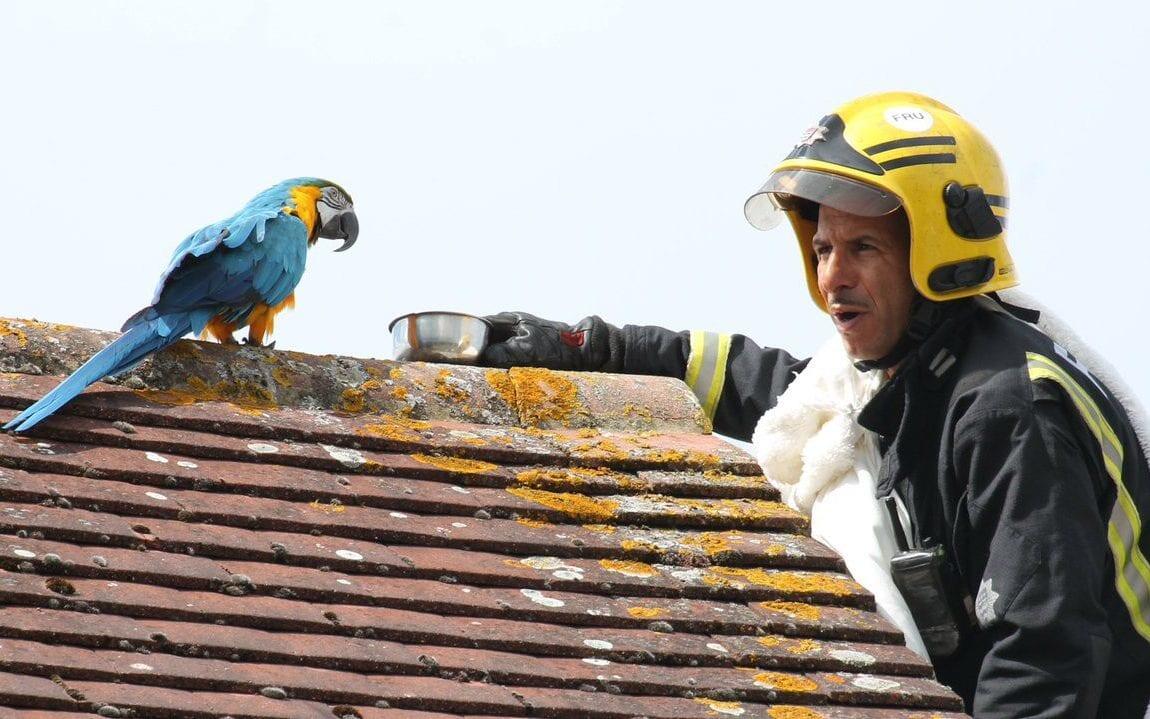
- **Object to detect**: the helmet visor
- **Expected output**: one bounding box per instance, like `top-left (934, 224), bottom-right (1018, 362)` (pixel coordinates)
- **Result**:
top-left (744, 168), bottom-right (902, 230)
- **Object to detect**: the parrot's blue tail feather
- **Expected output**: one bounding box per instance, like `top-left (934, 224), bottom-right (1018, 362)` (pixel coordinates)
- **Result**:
top-left (2, 317), bottom-right (190, 433)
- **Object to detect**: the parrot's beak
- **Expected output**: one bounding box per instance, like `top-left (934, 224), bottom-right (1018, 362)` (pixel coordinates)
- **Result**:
top-left (319, 209), bottom-right (358, 252)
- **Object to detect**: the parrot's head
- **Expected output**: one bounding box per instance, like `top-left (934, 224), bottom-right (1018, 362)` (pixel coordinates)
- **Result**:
top-left (283, 178), bottom-right (358, 252)
top-left (311, 181), bottom-right (358, 252)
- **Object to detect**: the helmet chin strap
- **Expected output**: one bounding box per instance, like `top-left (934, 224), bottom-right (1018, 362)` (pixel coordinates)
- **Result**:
top-left (852, 296), bottom-right (943, 372)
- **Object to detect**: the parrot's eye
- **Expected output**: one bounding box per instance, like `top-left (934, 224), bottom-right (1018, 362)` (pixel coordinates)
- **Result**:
top-left (319, 187), bottom-right (350, 210)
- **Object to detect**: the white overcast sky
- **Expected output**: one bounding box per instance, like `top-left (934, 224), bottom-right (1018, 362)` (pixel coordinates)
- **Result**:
top-left (4, 1), bottom-right (1149, 408)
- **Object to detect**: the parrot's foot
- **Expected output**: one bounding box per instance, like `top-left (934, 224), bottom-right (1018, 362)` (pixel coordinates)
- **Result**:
top-left (242, 337), bottom-right (276, 350)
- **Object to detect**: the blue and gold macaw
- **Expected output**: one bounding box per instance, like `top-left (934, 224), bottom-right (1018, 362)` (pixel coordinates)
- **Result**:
top-left (4, 177), bottom-right (358, 433)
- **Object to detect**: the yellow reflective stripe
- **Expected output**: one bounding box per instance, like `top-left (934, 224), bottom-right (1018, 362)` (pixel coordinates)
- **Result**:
top-left (685, 331), bottom-right (732, 421)
top-left (1029, 354), bottom-right (1123, 476)
top-left (1027, 352), bottom-right (1150, 640)
top-left (1031, 353), bottom-right (1123, 453)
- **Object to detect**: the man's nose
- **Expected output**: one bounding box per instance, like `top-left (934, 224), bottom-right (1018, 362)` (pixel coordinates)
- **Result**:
top-left (819, 249), bottom-right (856, 291)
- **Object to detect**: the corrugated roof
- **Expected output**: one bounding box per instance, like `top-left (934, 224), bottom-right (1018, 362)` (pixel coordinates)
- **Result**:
top-left (0, 317), bottom-right (966, 718)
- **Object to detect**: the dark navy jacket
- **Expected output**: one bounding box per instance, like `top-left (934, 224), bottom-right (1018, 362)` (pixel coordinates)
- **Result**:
top-left (617, 299), bottom-right (1150, 717)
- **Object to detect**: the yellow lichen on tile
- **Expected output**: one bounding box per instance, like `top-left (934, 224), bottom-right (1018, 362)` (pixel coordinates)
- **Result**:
top-left (393, 415), bottom-right (433, 430)
top-left (309, 500), bottom-right (347, 514)
top-left (786, 639), bottom-right (821, 655)
top-left (390, 386), bottom-right (409, 401)
top-left (135, 376), bottom-right (276, 409)
top-left (627, 606), bottom-right (666, 619)
top-left (515, 426), bottom-right (562, 440)
top-left (570, 438), bottom-right (629, 460)
top-left (336, 378), bottom-right (389, 414)
top-left (599, 559), bottom-right (657, 577)
top-left (434, 369), bottom-right (470, 403)
top-left (642, 448), bottom-right (687, 463)
top-left (620, 538), bottom-right (662, 554)
top-left (680, 532), bottom-right (732, 557)
top-left (622, 403), bottom-right (653, 419)
top-left (515, 468), bottom-right (588, 488)
top-left (338, 387), bottom-right (367, 414)
top-left (508, 367), bottom-right (584, 427)
top-left (358, 422), bottom-right (418, 442)
top-left (703, 567), bottom-right (858, 595)
top-left (411, 453), bottom-right (498, 474)
top-left (388, 367), bottom-right (405, 381)
top-left (753, 672), bottom-right (818, 692)
top-left (757, 635), bottom-right (783, 648)
top-left (0, 321), bottom-right (29, 347)
top-left (637, 448), bottom-right (723, 467)
top-left (686, 450), bottom-right (723, 466)
top-left (358, 414), bottom-right (433, 442)
top-left (760, 601), bottom-right (822, 621)
top-left (582, 523), bottom-right (617, 534)
top-left (694, 697), bottom-right (746, 716)
top-left (694, 405), bottom-right (714, 434)
top-left (657, 497), bottom-right (795, 522)
top-left (703, 469), bottom-right (767, 486)
top-left (484, 369), bottom-right (518, 407)
top-left (6, 320), bottom-right (44, 337)
top-left (515, 517), bottom-right (551, 528)
top-left (515, 466), bottom-right (622, 490)
top-left (506, 487), bottom-right (618, 522)
top-left (767, 707), bottom-right (823, 719)
top-left (271, 366), bottom-right (296, 387)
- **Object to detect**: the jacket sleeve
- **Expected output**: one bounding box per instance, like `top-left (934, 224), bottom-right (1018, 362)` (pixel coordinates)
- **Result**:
top-left (617, 324), bottom-right (808, 441)
top-left (953, 396), bottom-right (1112, 718)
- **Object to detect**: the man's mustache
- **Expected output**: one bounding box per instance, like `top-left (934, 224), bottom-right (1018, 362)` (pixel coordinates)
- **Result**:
top-left (827, 293), bottom-right (870, 310)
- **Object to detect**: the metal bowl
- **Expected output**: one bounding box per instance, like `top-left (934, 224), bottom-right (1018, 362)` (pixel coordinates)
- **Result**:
top-left (389, 311), bottom-right (491, 364)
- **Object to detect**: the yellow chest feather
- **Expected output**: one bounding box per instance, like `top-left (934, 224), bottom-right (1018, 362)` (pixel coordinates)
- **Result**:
top-left (287, 185), bottom-right (323, 241)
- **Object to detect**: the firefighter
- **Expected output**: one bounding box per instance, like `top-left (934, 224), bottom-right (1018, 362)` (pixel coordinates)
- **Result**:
top-left (481, 91), bottom-right (1150, 716)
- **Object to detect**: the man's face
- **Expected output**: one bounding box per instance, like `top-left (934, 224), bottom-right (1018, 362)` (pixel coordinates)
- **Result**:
top-left (813, 205), bottom-right (917, 361)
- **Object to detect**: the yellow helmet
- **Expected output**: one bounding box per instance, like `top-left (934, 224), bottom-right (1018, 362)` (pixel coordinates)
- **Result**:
top-left (744, 91), bottom-right (1014, 308)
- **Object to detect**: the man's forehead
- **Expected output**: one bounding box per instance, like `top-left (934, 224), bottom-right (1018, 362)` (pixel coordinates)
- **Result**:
top-left (813, 206), bottom-right (908, 243)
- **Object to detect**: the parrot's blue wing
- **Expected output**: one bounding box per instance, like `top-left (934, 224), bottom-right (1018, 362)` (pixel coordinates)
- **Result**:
top-left (144, 199), bottom-right (286, 307)
top-left (142, 213), bottom-right (309, 334)
top-left (124, 202), bottom-right (298, 332)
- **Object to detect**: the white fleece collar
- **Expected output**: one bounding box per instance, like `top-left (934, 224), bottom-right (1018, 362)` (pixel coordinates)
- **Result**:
top-left (751, 337), bottom-right (885, 513)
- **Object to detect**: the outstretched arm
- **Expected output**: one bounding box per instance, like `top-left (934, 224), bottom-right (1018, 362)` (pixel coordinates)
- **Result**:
top-left (482, 313), bottom-right (807, 440)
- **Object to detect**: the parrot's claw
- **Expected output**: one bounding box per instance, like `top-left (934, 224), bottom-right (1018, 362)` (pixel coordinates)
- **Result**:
top-left (242, 337), bottom-right (275, 350)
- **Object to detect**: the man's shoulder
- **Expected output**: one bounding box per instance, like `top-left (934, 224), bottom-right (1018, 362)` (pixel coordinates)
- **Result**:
top-left (944, 305), bottom-right (1053, 417)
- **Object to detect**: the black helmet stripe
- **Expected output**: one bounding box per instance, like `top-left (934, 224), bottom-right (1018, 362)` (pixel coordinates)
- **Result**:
top-left (878, 153), bottom-right (957, 171)
top-left (864, 135), bottom-right (957, 155)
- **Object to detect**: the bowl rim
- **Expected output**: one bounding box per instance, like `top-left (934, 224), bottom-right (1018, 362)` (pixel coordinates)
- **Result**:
top-left (387, 311), bottom-right (492, 333)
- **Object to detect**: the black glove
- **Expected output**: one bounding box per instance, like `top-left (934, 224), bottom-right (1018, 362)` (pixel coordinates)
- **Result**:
top-left (481, 312), bottom-right (623, 371)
